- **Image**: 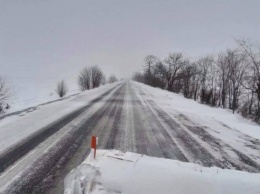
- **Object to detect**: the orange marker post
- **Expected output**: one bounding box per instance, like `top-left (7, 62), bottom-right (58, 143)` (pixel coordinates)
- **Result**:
top-left (91, 136), bottom-right (97, 159)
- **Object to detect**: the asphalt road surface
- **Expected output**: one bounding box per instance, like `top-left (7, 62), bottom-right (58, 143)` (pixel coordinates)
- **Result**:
top-left (0, 81), bottom-right (259, 194)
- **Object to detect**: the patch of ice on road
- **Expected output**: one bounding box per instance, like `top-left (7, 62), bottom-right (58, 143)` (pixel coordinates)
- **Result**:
top-left (64, 150), bottom-right (260, 194)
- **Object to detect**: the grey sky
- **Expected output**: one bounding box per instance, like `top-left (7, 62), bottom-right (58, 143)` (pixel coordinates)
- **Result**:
top-left (1, 0), bottom-right (260, 97)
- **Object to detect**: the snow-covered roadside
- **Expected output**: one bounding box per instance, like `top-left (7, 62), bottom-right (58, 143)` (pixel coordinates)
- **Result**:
top-left (133, 81), bottom-right (260, 140)
top-left (0, 82), bottom-right (121, 153)
top-left (64, 149), bottom-right (260, 194)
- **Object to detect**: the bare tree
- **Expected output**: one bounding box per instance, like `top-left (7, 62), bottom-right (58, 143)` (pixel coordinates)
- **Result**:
top-left (225, 49), bottom-right (248, 113)
top-left (163, 53), bottom-right (186, 91)
top-left (132, 72), bottom-right (145, 83)
top-left (181, 62), bottom-right (199, 99)
top-left (91, 65), bottom-right (104, 88)
top-left (56, 80), bottom-right (68, 98)
top-left (108, 74), bottom-right (118, 83)
top-left (0, 76), bottom-right (11, 114)
top-left (237, 39), bottom-right (260, 120)
top-left (216, 52), bottom-right (231, 108)
top-left (101, 74), bottom-right (106, 85)
top-left (143, 55), bottom-right (158, 85)
top-left (196, 56), bottom-right (214, 104)
top-left (78, 67), bottom-right (91, 91)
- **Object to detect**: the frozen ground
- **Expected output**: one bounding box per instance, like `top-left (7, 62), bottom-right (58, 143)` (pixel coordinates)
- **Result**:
top-left (0, 81), bottom-right (259, 193)
top-left (64, 149), bottom-right (260, 194)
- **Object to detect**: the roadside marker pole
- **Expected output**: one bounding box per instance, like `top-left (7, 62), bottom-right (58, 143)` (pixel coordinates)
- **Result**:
top-left (91, 136), bottom-right (97, 159)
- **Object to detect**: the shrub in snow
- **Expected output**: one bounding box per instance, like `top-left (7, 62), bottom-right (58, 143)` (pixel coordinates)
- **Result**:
top-left (0, 76), bottom-right (11, 114)
top-left (56, 80), bottom-right (68, 98)
top-left (108, 74), bottom-right (118, 83)
top-left (78, 65), bottom-right (105, 90)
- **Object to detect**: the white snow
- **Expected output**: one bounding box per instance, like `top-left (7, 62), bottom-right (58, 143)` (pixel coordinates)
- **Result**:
top-left (64, 149), bottom-right (260, 194)
top-left (0, 82), bottom-right (121, 153)
top-left (133, 82), bottom-right (260, 140)
top-left (7, 76), bottom-right (81, 113)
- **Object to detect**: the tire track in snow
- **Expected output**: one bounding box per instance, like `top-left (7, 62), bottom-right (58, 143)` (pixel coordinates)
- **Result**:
top-left (130, 85), bottom-right (165, 157)
top-left (134, 86), bottom-right (223, 168)
top-left (177, 114), bottom-right (260, 172)
top-left (0, 83), bottom-right (121, 174)
top-left (132, 85), bottom-right (188, 161)
top-left (114, 82), bottom-right (136, 152)
top-left (4, 84), bottom-right (125, 194)
top-left (135, 84), bottom-right (260, 171)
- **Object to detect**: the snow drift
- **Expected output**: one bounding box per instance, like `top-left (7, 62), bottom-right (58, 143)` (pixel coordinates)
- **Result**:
top-left (64, 150), bottom-right (260, 194)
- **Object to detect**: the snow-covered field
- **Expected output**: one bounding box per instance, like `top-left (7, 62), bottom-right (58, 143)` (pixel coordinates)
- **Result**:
top-left (7, 76), bottom-right (80, 113)
top-left (64, 149), bottom-right (260, 194)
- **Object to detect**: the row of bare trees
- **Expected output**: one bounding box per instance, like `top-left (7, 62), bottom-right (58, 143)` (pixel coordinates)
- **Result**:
top-left (56, 65), bottom-right (106, 98)
top-left (133, 40), bottom-right (260, 122)
top-left (1, 65), bottom-right (116, 114)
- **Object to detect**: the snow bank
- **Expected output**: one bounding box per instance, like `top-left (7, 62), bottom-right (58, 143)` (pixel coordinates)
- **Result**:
top-left (64, 150), bottom-right (260, 194)
top-left (134, 82), bottom-right (260, 140)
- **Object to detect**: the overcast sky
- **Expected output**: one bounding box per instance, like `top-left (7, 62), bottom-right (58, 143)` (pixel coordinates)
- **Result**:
top-left (1, 0), bottom-right (260, 103)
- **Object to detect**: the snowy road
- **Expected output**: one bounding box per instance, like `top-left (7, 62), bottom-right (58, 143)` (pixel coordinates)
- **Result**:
top-left (0, 81), bottom-right (260, 194)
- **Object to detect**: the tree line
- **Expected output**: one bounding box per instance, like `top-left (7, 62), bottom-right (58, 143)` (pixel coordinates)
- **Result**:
top-left (52, 65), bottom-right (118, 98)
top-left (0, 65), bottom-right (119, 114)
top-left (133, 39), bottom-right (260, 122)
